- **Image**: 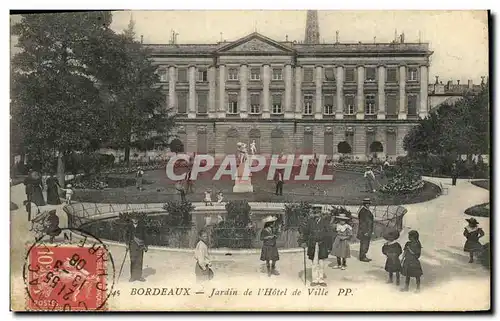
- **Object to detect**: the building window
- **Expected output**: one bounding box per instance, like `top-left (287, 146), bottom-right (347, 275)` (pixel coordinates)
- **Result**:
top-left (177, 68), bottom-right (187, 82)
top-left (250, 68), bottom-right (260, 81)
top-left (303, 94), bottom-right (314, 115)
top-left (198, 69), bottom-right (208, 82)
top-left (303, 68), bottom-right (314, 82)
top-left (365, 94), bottom-right (376, 115)
top-left (407, 94), bottom-right (418, 115)
top-left (345, 67), bottom-right (355, 82)
top-left (272, 68), bottom-right (283, 80)
top-left (197, 92), bottom-right (208, 114)
top-left (324, 94), bottom-right (334, 115)
top-left (227, 93), bottom-right (238, 114)
top-left (365, 67), bottom-right (376, 82)
top-left (386, 94), bottom-right (398, 115)
top-left (177, 92), bottom-right (188, 114)
top-left (387, 68), bottom-right (398, 82)
top-left (250, 93), bottom-right (261, 114)
top-left (408, 67), bottom-right (419, 81)
top-left (228, 68), bottom-right (239, 81)
top-left (272, 93), bottom-right (283, 114)
top-left (324, 67), bottom-right (335, 81)
top-left (344, 94), bottom-right (355, 114)
top-left (158, 68), bottom-right (168, 82)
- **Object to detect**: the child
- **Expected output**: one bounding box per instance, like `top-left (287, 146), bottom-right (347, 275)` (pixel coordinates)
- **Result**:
top-left (364, 166), bottom-right (376, 193)
top-left (60, 184), bottom-right (74, 205)
top-left (135, 167), bottom-right (144, 191)
top-left (382, 228), bottom-right (403, 285)
top-left (204, 189), bottom-right (213, 206)
top-left (260, 216), bottom-right (279, 277)
top-left (463, 218), bottom-right (485, 263)
top-left (194, 229), bottom-right (213, 287)
top-left (401, 230), bottom-right (423, 292)
top-left (216, 191), bottom-right (224, 204)
top-left (331, 213), bottom-right (352, 270)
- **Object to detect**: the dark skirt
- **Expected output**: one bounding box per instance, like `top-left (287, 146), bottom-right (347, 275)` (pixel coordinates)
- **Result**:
top-left (385, 255), bottom-right (402, 273)
top-left (46, 185), bottom-right (61, 205)
top-left (129, 240), bottom-right (144, 280)
top-left (307, 242), bottom-right (329, 261)
top-left (260, 245), bottom-right (279, 261)
top-left (401, 256), bottom-right (423, 277)
top-left (31, 186), bottom-right (46, 206)
top-left (195, 263), bottom-right (214, 282)
top-left (464, 240), bottom-right (483, 253)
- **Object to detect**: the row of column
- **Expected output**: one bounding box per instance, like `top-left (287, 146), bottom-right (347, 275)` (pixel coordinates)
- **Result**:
top-left (167, 64), bottom-right (429, 119)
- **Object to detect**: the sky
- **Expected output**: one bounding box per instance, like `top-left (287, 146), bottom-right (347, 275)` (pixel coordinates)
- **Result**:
top-left (10, 10), bottom-right (489, 84)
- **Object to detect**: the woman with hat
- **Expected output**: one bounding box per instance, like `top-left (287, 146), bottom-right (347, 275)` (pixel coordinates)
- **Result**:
top-left (382, 228), bottom-right (402, 285)
top-left (260, 215), bottom-right (279, 277)
top-left (463, 218), bottom-right (485, 263)
top-left (331, 213), bottom-right (353, 270)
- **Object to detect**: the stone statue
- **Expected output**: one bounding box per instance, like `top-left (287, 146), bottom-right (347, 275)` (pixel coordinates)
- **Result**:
top-left (233, 142), bottom-right (253, 193)
top-left (250, 140), bottom-right (257, 155)
top-left (236, 142), bottom-right (248, 165)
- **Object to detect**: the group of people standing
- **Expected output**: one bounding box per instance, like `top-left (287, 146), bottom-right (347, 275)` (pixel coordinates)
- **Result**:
top-left (23, 170), bottom-right (74, 209)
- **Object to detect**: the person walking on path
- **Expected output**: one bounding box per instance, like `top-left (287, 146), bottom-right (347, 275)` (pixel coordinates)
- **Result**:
top-left (401, 230), bottom-right (423, 292)
top-left (126, 216), bottom-right (148, 282)
top-left (274, 170), bottom-right (284, 196)
top-left (363, 166), bottom-right (377, 193)
top-left (451, 162), bottom-right (458, 186)
top-left (45, 174), bottom-right (61, 205)
top-left (175, 180), bottom-right (187, 202)
top-left (28, 170), bottom-right (45, 206)
top-left (357, 198), bottom-right (374, 262)
top-left (299, 206), bottom-right (332, 287)
top-left (194, 229), bottom-right (213, 289)
top-left (463, 218), bottom-right (485, 263)
top-left (136, 167), bottom-right (145, 191)
top-left (260, 216), bottom-right (280, 277)
top-left (382, 228), bottom-right (403, 285)
top-left (331, 213), bottom-right (352, 270)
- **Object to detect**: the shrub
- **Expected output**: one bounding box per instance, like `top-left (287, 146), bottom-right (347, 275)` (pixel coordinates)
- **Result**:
top-left (381, 166), bottom-right (424, 194)
top-left (161, 201), bottom-right (195, 228)
top-left (212, 200), bottom-right (256, 249)
top-left (479, 243), bottom-right (490, 270)
top-left (283, 202), bottom-right (311, 230)
top-left (464, 203), bottom-right (490, 218)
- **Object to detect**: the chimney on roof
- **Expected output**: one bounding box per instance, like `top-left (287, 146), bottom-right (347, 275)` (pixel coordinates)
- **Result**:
top-left (336, 30), bottom-right (339, 43)
top-left (285, 34), bottom-right (288, 41)
top-left (468, 80), bottom-right (473, 89)
top-left (481, 76), bottom-right (485, 86)
top-left (435, 76), bottom-right (439, 84)
top-left (140, 35), bottom-right (144, 44)
top-left (457, 80), bottom-right (460, 86)
top-left (447, 80), bottom-right (452, 89)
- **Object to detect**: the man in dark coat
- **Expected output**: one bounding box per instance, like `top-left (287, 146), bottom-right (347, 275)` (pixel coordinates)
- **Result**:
top-left (451, 162), bottom-right (458, 186)
top-left (299, 206), bottom-right (332, 287)
top-left (274, 170), bottom-right (284, 196)
top-left (357, 198), bottom-right (374, 262)
top-left (126, 217), bottom-right (148, 282)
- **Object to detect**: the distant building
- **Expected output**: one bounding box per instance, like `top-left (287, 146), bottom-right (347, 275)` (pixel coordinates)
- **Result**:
top-left (428, 76), bottom-right (486, 111)
top-left (146, 11), bottom-right (434, 161)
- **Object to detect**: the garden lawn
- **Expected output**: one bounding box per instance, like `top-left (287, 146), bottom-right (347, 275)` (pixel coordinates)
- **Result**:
top-left (471, 180), bottom-right (490, 191)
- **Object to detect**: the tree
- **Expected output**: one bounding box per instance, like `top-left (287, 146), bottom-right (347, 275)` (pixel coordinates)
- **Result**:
top-left (11, 12), bottom-right (115, 185)
top-left (99, 17), bottom-right (176, 164)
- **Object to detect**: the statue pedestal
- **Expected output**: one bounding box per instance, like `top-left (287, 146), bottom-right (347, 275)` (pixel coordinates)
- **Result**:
top-left (233, 161), bottom-right (253, 193)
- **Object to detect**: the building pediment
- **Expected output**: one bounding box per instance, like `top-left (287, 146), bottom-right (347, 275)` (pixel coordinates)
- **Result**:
top-left (217, 32), bottom-right (294, 54)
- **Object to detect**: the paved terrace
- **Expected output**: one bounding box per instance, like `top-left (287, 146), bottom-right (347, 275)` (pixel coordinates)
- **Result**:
top-left (10, 177), bottom-right (490, 311)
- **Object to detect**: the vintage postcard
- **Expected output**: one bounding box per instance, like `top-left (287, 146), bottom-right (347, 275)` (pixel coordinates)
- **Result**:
top-left (10, 10), bottom-right (490, 311)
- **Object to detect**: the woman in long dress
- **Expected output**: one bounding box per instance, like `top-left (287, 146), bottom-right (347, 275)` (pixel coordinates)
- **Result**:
top-left (46, 174), bottom-right (61, 205)
top-left (29, 171), bottom-right (45, 206)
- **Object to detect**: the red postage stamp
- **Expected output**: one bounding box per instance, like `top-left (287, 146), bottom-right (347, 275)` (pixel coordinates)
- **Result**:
top-left (25, 241), bottom-right (110, 311)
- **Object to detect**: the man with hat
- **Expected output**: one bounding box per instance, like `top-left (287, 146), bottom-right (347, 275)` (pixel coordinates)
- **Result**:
top-left (126, 215), bottom-right (148, 282)
top-left (357, 198), bottom-right (374, 262)
top-left (299, 206), bottom-right (332, 287)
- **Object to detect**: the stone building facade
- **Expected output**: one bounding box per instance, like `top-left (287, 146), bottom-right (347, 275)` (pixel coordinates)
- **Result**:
top-left (146, 14), bottom-right (433, 162)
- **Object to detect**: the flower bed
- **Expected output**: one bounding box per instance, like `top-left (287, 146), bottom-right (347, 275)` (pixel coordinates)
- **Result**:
top-left (380, 166), bottom-right (424, 194)
top-left (69, 175), bottom-right (153, 190)
top-left (464, 202), bottom-right (490, 218)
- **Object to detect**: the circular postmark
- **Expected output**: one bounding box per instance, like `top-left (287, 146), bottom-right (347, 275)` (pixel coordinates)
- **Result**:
top-left (23, 228), bottom-right (116, 311)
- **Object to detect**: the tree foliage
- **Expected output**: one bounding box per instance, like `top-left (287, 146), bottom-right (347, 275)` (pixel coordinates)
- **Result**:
top-left (403, 86), bottom-right (490, 159)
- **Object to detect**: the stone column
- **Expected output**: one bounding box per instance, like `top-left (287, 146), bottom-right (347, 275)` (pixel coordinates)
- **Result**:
top-left (419, 64), bottom-right (429, 119)
top-left (356, 65), bottom-right (365, 119)
top-left (262, 64), bottom-right (271, 119)
top-left (336, 65), bottom-right (344, 119)
top-left (208, 65), bottom-right (216, 118)
top-left (188, 65), bottom-right (196, 119)
top-left (295, 66), bottom-right (302, 119)
top-left (218, 65), bottom-right (226, 118)
top-left (315, 65), bottom-right (323, 119)
top-left (398, 65), bottom-right (407, 120)
top-left (168, 66), bottom-right (176, 110)
top-left (377, 65), bottom-right (386, 119)
top-left (284, 64), bottom-right (293, 118)
top-left (239, 64), bottom-right (248, 118)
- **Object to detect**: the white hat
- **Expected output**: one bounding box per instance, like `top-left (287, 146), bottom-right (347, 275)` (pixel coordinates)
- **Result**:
top-left (262, 215), bottom-right (277, 223)
top-left (66, 184), bottom-right (72, 188)
top-left (334, 213), bottom-right (350, 221)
